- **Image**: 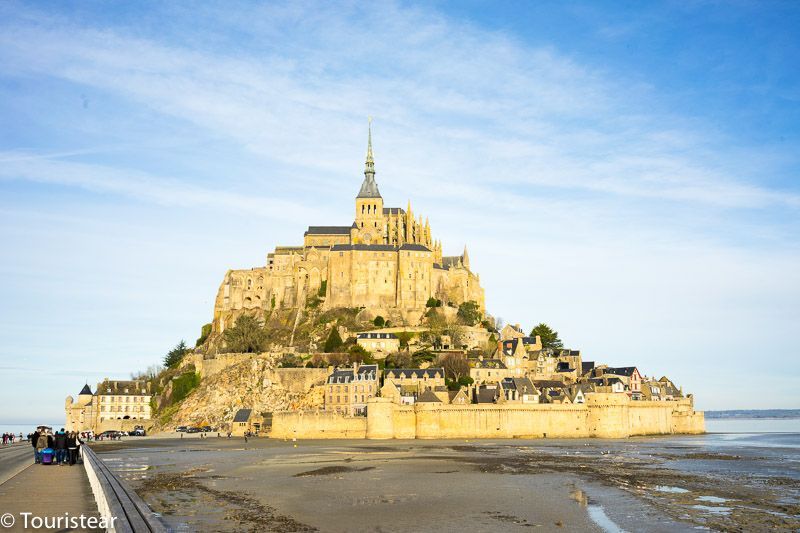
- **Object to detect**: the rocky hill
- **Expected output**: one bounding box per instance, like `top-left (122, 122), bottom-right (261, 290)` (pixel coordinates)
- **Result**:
top-left (151, 354), bottom-right (324, 432)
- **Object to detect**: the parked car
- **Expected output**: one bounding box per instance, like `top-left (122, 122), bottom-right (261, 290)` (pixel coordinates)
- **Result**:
top-left (201, 426), bottom-right (213, 432)
top-left (186, 427), bottom-right (201, 433)
top-left (97, 430), bottom-right (123, 439)
top-left (175, 426), bottom-right (188, 432)
top-left (130, 428), bottom-right (146, 436)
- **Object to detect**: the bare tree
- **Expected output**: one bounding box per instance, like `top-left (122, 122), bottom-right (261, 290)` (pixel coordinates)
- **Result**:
top-left (437, 352), bottom-right (470, 381)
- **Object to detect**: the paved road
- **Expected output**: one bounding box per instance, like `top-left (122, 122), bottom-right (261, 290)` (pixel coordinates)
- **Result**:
top-left (0, 444), bottom-right (33, 487)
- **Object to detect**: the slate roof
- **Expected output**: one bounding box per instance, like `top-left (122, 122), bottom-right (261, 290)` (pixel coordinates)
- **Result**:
top-left (98, 380), bottom-right (149, 396)
top-left (417, 390), bottom-right (442, 403)
top-left (233, 409), bottom-right (252, 423)
top-left (501, 377), bottom-right (538, 396)
top-left (556, 362), bottom-right (574, 372)
top-left (581, 361), bottom-right (595, 375)
top-left (476, 386), bottom-right (499, 403)
top-left (605, 367), bottom-right (638, 377)
top-left (79, 384), bottom-right (93, 396)
top-left (385, 368), bottom-right (444, 380)
top-left (304, 226), bottom-right (352, 236)
top-left (327, 364), bottom-right (379, 384)
top-left (399, 243), bottom-right (431, 252)
top-left (383, 207), bottom-right (405, 214)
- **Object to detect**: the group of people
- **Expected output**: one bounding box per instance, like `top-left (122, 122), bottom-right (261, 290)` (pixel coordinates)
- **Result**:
top-left (2, 432), bottom-right (22, 445)
top-left (30, 427), bottom-right (83, 466)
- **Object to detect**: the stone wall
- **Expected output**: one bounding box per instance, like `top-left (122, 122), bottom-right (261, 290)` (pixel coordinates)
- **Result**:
top-left (269, 393), bottom-right (704, 440)
top-left (270, 411), bottom-right (367, 439)
top-left (264, 368), bottom-right (329, 394)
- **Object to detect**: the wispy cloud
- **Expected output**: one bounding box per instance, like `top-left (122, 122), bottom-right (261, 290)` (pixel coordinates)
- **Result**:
top-left (1, 2), bottom-right (796, 213)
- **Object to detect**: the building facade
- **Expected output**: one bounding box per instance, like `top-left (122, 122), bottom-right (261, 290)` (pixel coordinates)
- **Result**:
top-left (324, 364), bottom-right (379, 416)
top-left (65, 379), bottom-right (152, 432)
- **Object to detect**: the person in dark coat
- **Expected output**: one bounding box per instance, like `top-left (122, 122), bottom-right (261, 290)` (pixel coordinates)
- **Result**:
top-left (30, 429), bottom-right (41, 463)
top-left (53, 429), bottom-right (68, 465)
top-left (66, 432), bottom-right (79, 466)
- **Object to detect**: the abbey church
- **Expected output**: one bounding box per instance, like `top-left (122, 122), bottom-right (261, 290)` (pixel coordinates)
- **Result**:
top-left (212, 124), bottom-right (485, 331)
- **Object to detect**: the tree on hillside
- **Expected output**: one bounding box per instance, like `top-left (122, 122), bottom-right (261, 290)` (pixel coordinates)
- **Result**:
top-left (223, 315), bottom-right (266, 353)
top-left (347, 344), bottom-right (374, 365)
top-left (373, 315), bottom-right (385, 327)
top-left (530, 323), bottom-right (563, 350)
top-left (164, 340), bottom-right (189, 368)
top-left (456, 300), bottom-right (481, 326)
top-left (324, 326), bottom-right (344, 353)
top-left (438, 352), bottom-right (470, 381)
top-left (426, 297), bottom-right (442, 308)
top-left (384, 351), bottom-right (412, 369)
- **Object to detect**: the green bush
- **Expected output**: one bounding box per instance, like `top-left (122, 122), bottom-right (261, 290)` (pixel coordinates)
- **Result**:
top-left (426, 297), bottom-right (442, 308)
top-left (317, 280), bottom-right (327, 297)
top-left (171, 372), bottom-right (200, 403)
top-left (373, 315), bottom-right (385, 327)
top-left (195, 324), bottom-right (212, 347)
top-left (457, 301), bottom-right (481, 326)
top-left (223, 315), bottom-right (266, 353)
top-left (324, 327), bottom-right (344, 352)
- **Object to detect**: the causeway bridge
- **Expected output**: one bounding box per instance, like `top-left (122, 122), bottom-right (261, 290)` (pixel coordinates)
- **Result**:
top-left (0, 441), bottom-right (164, 532)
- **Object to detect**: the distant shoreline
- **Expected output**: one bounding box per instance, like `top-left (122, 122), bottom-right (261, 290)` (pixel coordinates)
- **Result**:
top-left (705, 409), bottom-right (800, 419)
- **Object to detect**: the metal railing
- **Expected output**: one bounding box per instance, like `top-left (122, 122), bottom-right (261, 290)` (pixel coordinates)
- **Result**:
top-left (82, 444), bottom-right (167, 533)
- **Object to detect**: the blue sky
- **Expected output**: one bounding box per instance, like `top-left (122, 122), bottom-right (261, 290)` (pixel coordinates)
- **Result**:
top-left (1, 0), bottom-right (798, 422)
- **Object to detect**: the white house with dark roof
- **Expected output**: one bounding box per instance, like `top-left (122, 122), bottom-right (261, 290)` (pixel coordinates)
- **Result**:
top-left (356, 331), bottom-right (400, 355)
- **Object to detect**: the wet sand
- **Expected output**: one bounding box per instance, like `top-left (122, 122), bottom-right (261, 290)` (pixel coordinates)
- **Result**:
top-left (94, 434), bottom-right (800, 532)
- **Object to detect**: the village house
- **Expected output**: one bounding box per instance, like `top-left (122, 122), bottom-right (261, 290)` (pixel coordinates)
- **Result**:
top-left (356, 331), bottom-right (400, 356)
top-left (325, 364), bottom-right (379, 415)
top-left (496, 338), bottom-right (529, 377)
top-left (499, 377), bottom-right (540, 404)
top-left (499, 323), bottom-right (526, 340)
top-left (380, 380), bottom-right (418, 405)
top-left (448, 388), bottom-right (471, 405)
top-left (231, 408), bottom-right (264, 436)
top-left (469, 357), bottom-right (509, 384)
top-left (603, 367), bottom-right (642, 399)
top-left (589, 376), bottom-right (627, 394)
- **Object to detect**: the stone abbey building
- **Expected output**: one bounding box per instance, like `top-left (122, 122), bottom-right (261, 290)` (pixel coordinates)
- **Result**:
top-left (213, 125), bottom-right (485, 330)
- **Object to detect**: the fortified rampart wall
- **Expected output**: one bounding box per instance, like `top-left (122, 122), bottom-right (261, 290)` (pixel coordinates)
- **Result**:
top-left (270, 394), bottom-right (704, 440)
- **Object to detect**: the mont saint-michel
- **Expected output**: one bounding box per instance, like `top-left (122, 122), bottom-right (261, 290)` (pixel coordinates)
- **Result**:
top-left (63, 128), bottom-right (704, 442)
top-left (212, 122), bottom-right (484, 333)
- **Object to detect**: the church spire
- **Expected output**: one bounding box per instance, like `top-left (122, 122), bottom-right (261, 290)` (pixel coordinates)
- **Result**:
top-left (357, 118), bottom-right (381, 198)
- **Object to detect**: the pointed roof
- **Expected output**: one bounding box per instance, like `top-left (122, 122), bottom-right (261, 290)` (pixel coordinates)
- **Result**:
top-left (417, 389), bottom-right (442, 403)
top-left (79, 384), bottom-right (93, 396)
top-left (357, 118), bottom-right (381, 198)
